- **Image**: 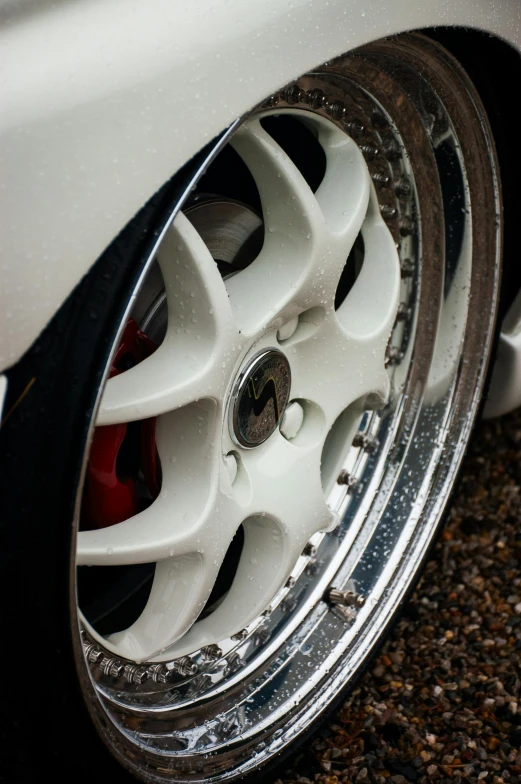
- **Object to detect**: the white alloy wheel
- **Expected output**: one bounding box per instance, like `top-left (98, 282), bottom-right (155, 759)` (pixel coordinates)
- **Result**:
top-left (72, 34), bottom-right (501, 782)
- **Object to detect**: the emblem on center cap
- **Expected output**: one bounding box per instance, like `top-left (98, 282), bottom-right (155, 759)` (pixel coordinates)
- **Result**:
top-left (231, 349), bottom-right (291, 448)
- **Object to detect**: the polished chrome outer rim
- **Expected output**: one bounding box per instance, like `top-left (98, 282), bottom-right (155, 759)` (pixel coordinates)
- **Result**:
top-left (72, 33), bottom-right (501, 783)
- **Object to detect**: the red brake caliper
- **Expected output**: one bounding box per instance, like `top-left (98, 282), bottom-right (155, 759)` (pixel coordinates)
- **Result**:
top-left (82, 319), bottom-right (160, 529)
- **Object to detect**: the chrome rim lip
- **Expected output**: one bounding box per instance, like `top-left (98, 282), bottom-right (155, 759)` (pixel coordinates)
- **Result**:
top-left (73, 33), bottom-right (502, 783)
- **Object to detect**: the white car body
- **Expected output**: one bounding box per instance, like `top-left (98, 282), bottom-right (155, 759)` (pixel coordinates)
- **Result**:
top-left (1, 0), bottom-right (520, 412)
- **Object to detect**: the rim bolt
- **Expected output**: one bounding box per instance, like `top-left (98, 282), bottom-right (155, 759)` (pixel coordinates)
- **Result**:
top-left (124, 664), bottom-right (148, 684)
top-left (254, 628), bottom-right (271, 646)
top-left (395, 177), bottom-right (411, 196)
top-left (201, 645), bottom-right (222, 661)
top-left (172, 657), bottom-right (198, 677)
top-left (148, 664), bottom-right (170, 683)
top-left (285, 575), bottom-right (296, 589)
top-left (303, 542), bottom-right (317, 558)
top-left (337, 470), bottom-right (358, 489)
top-left (277, 316), bottom-right (299, 342)
top-left (264, 94), bottom-right (280, 108)
top-left (400, 258), bottom-right (415, 277)
top-left (99, 657), bottom-right (125, 679)
top-left (372, 172), bottom-right (391, 186)
top-left (224, 452), bottom-right (238, 485)
top-left (305, 88), bottom-right (326, 109)
top-left (386, 346), bottom-right (404, 365)
top-left (352, 433), bottom-right (379, 453)
top-left (327, 101), bottom-right (346, 120)
top-left (360, 143), bottom-right (380, 160)
top-left (231, 629), bottom-right (248, 641)
top-left (225, 653), bottom-right (243, 673)
top-left (326, 587), bottom-right (366, 608)
top-left (396, 302), bottom-right (412, 321)
top-left (281, 596), bottom-right (298, 613)
top-left (399, 216), bottom-right (414, 237)
top-left (345, 119), bottom-right (365, 135)
top-left (380, 204), bottom-right (397, 219)
top-left (83, 642), bottom-right (103, 664)
top-left (382, 138), bottom-right (401, 160)
top-left (280, 400), bottom-right (304, 440)
top-left (285, 84), bottom-right (305, 104)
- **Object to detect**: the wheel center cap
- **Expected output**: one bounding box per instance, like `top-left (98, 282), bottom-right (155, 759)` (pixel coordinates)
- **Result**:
top-left (230, 349), bottom-right (291, 448)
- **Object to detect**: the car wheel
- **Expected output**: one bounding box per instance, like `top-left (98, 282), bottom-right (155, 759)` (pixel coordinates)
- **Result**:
top-left (0, 33), bottom-right (502, 783)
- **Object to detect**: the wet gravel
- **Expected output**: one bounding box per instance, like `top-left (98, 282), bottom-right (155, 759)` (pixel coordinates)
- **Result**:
top-left (281, 409), bottom-right (521, 784)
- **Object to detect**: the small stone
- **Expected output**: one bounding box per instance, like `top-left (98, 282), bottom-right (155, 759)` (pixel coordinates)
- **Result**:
top-left (427, 765), bottom-right (438, 776)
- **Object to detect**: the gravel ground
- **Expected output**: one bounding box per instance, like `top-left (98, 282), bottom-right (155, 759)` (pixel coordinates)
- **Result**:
top-left (281, 409), bottom-right (521, 784)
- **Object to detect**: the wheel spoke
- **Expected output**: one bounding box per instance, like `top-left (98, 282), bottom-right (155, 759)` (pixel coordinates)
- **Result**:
top-left (78, 401), bottom-right (238, 565)
top-left (243, 432), bottom-right (333, 551)
top-left (227, 117), bottom-right (370, 336)
top-left (289, 313), bottom-right (389, 429)
top-left (98, 213), bottom-right (241, 425)
top-left (290, 187), bottom-right (401, 426)
top-left (106, 555), bottom-right (221, 662)
top-left (336, 186), bottom-right (401, 346)
top-left (173, 431), bottom-right (332, 654)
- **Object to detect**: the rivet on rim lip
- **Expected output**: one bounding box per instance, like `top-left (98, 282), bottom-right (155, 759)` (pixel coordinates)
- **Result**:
top-left (99, 657), bottom-right (125, 679)
top-left (264, 94), bottom-right (280, 108)
top-left (345, 119), bottom-right (365, 135)
top-left (380, 204), bottom-right (397, 219)
top-left (201, 645), bottom-right (222, 661)
top-left (285, 84), bottom-right (305, 104)
top-left (352, 432), bottom-right (379, 453)
top-left (400, 257), bottom-right (415, 277)
top-left (396, 302), bottom-right (412, 321)
top-left (124, 664), bottom-right (148, 685)
top-left (360, 143), bottom-right (380, 160)
top-left (280, 596), bottom-right (298, 613)
top-left (148, 663), bottom-right (170, 683)
top-left (372, 172), bottom-right (391, 186)
top-left (83, 641), bottom-right (103, 664)
top-left (395, 177), bottom-right (411, 196)
top-left (285, 575), bottom-right (296, 589)
top-left (231, 629), bottom-right (248, 641)
top-left (305, 88), bottom-right (326, 109)
top-left (385, 346), bottom-right (404, 365)
top-left (399, 216), bottom-right (415, 237)
top-left (172, 656), bottom-right (198, 677)
top-left (303, 542), bottom-right (317, 558)
top-left (225, 653), bottom-right (243, 673)
top-left (337, 469), bottom-right (358, 489)
top-left (326, 101), bottom-right (346, 120)
top-left (382, 138), bottom-right (401, 160)
top-left (254, 628), bottom-right (271, 646)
